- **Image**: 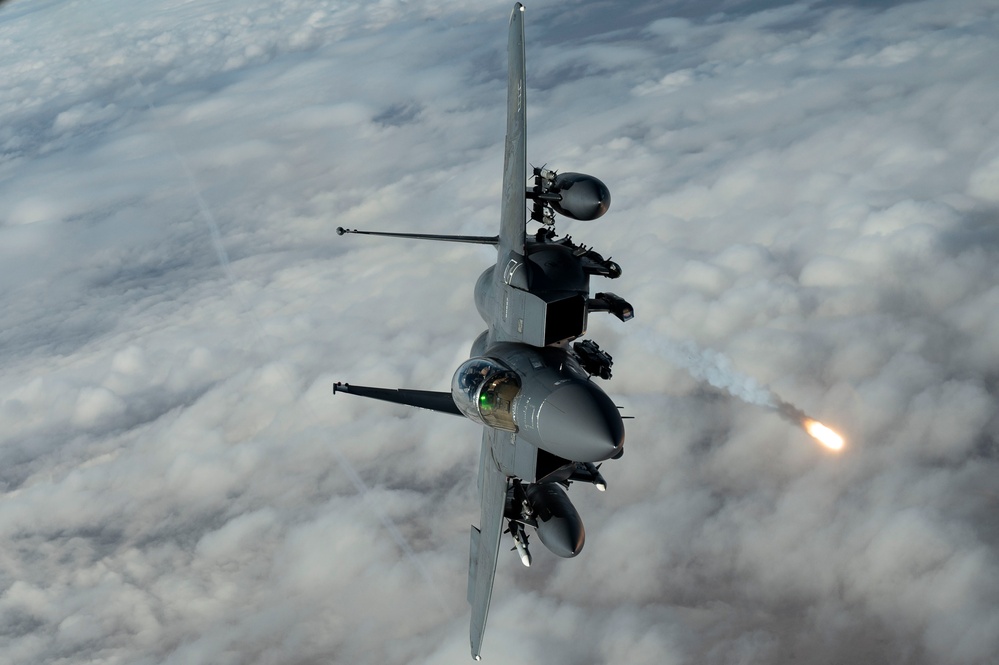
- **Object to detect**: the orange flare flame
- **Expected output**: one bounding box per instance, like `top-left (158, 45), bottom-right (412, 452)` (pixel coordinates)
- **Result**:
top-left (803, 419), bottom-right (844, 452)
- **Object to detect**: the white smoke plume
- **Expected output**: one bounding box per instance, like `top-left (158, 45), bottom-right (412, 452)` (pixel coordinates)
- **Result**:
top-left (636, 329), bottom-right (777, 408)
top-left (635, 329), bottom-right (844, 449)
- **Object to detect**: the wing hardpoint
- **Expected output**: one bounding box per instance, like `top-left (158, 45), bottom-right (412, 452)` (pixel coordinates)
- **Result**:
top-left (498, 3), bottom-right (527, 259)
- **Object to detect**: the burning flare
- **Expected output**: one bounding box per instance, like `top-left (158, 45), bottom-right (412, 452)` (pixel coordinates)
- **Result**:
top-left (802, 418), bottom-right (845, 452)
top-left (775, 401), bottom-right (845, 452)
top-left (638, 334), bottom-right (849, 454)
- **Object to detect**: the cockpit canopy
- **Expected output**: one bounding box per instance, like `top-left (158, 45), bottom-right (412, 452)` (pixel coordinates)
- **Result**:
top-left (451, 357), bottom-right (521, 432)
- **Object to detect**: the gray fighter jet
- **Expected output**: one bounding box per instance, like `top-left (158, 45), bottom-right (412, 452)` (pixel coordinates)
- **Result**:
top-left (333, 4), bottom-right (633, 659)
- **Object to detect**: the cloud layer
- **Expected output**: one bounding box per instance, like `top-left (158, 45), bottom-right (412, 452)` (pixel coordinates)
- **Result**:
top-left (2, 0), bottom-right (999, 663)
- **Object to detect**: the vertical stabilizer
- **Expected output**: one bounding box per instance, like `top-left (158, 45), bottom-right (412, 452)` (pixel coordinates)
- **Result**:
top-left (498, 3), bottom-right (527, 258)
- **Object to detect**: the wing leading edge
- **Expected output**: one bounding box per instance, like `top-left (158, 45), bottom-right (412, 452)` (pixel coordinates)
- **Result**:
top-left (469, 9), bottom-right (526, 657)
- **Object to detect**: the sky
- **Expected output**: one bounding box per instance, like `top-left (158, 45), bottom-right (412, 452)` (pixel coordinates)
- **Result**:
top-left (2, 0), bottom-right (999, 663)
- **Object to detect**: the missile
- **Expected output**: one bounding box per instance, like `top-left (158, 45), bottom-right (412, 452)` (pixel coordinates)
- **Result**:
top-left (513, 533), bottom-right (532, 568)
top-left (585, 462), bottom-right (607, 491)
top-left (565, 461), bottom-right (606, 490)
top-left (508, 521), bottom-right (532, 567)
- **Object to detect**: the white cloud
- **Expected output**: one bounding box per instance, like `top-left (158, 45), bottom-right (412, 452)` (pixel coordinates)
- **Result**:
top-left (2, 0), bottom-right (999, 663)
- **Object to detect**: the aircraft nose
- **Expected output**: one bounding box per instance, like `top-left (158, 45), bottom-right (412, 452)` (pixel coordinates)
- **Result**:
top-left (537, 381), bottom-right (624, 462)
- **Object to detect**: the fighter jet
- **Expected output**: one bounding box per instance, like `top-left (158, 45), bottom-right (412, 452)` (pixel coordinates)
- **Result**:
top-left (333, 4), bottom-right (633, 659)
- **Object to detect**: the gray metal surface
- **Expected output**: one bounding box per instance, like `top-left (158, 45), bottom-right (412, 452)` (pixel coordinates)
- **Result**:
top-left (498, 3), bottom-right (527, 260)
top-left (468, 428), bottom-right (509, 661)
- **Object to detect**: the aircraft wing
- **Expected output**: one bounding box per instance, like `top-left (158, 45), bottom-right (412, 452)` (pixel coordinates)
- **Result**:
top-left (468, 8), bottom-right (542, 657)
top-left (498, 3), bottom-right (527, 259)
top-left (468, 427), bottom-right (510, 660)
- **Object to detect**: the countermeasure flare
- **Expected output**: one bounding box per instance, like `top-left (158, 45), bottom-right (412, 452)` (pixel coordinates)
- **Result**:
top-left (777, 400), bottom-right (846, 452)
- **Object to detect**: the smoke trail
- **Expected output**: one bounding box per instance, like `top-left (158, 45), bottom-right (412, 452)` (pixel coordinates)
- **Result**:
top-left (774, 398), bottom-right (808, 425)
top-left (636, 330), bottom-right (776, 408)
top-left (130, 75), bottom-right (452, 614)
top-left (636, 330), bottom-right (846, 450)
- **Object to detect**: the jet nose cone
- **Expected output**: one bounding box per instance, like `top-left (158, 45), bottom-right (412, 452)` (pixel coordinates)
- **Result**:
top-left (538, 381), bottom-right (624, 462)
